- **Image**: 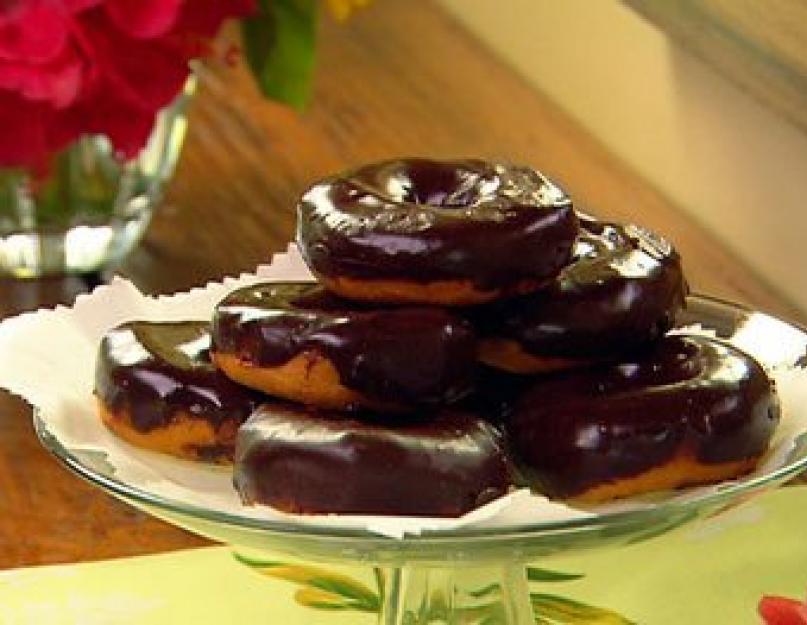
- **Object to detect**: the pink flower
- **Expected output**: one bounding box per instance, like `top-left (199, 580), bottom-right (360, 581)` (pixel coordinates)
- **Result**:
top-left (0, 0), bottom-right (255, 168)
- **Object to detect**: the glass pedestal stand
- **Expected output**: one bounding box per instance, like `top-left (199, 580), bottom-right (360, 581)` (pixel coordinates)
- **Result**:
top-left (131, 494), bottom-right (745, 625)
top-left (377, 564), bottom-right (534, 624)
top-left (34, 296), bottom-right (807, 625)
top-left (42, 418), bottom-right (807, 625)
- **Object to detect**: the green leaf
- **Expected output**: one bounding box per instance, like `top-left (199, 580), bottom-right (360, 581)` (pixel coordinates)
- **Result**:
top-left (468, 582), bottom-right (501, 598)
top-left (232, 552), bottom-right (283, 568)
top-left (526, 567), bottom-right (585, 583)
top-left (294, 587), bottom-right (369, 611)
top-left (232, 553), bottom-right (379, 612)
top-left (307, 576), bottom-right (379, 611)
top-left (531, 592), bottom-right (637, 624)
top-left (241, 0), bottom-right (318, 110)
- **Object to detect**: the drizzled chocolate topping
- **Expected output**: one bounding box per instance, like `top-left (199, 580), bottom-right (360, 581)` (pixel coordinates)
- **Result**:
top-left (507, 335), bottom-right (780, 498)
top-left (95, 321), bottom-right (260, 433)
top-left (474, 216), bottom-right (687, 359)
top-left (296, 158), bottom-right (579, 288)
top-left (234, 402), bottom-right (513, 516)
top-left (212, 282), bottom-right (477, 405)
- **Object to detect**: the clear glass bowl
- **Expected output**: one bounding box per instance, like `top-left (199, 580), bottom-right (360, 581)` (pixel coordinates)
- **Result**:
top-left (0, 81), bottom-right (193, 277)
top-left (35, 295), bottom-right (807, 624)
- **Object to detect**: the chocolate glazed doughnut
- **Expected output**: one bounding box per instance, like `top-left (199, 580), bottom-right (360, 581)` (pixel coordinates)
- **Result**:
top-left (507, 335), bottom-right (780, 502)
top-left (211, 282), bottom-right (477, 410)
top-left (475, 216), bottom-right (687, 373)
top-left (234, 402), bottom-right (513, 516)
top-left (95, 321), bottom-right (261, 462)
top-left (296, 158), bottom-right (579, 306)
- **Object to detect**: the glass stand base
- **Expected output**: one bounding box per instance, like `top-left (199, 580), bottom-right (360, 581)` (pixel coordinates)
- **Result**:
top-left (231, 549), bottom-right (636, 624)
top-left (377, 563), bottom-right (534, 624)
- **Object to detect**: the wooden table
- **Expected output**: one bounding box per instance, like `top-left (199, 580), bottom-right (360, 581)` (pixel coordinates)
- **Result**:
top-left (0, 0), bottom-right (801, 569)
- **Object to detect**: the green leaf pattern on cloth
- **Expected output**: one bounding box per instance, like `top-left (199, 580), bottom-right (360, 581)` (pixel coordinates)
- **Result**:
top-left (8, 488), bottom-right (807, 623)
top-left (233, 553), bottom-right (380, 612)
top-left (234, 554), bottom-right (634, 623)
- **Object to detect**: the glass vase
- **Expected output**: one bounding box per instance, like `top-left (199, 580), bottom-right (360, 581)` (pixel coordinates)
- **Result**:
top-left (0, 80), bottom-right (193, 278)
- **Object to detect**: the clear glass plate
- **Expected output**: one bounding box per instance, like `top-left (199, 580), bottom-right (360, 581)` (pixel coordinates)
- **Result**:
top-left (34, 295), bottom-right (807, 624)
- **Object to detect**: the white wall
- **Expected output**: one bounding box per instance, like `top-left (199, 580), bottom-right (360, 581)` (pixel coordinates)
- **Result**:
top-left (438, 0), bottom-right (807, 312)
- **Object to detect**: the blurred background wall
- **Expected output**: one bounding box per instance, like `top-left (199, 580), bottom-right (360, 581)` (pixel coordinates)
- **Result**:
top-left (437, 0), bottom-right (807, 313)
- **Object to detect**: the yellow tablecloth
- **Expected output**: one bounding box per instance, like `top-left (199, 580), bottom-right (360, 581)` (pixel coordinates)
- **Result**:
top-left (4, 487), bottom-right (807, 624)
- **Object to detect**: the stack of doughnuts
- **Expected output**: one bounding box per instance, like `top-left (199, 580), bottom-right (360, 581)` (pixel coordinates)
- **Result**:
top-left (95, 158), bottom-right (781, 515)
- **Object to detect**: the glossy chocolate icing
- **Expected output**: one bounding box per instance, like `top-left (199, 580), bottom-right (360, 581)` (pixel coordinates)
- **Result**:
top-left (234, 402), bottom-right (513, 516)
top-left (459, 365), bottom-right (533, 425)
top-left (507, 335), bottom-right (780, 498)
top-left (474, 216), bottom-right (687, 359)
top-left (212, 282), bottom-right (477, 405)
top-left (95, 321), bottom-right (261, 434)
top-left (296, 158), bottom-right (579, 289)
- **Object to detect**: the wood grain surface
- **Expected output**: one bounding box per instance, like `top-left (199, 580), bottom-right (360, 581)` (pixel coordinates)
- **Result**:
top-left (0, 0), bottom-right (801, 569)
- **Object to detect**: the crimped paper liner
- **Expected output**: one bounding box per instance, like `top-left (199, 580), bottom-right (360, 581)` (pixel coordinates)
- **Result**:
top-left (0, 245), bottom-right (805, 538)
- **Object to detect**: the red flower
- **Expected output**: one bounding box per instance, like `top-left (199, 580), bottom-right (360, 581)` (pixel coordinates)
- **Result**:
top-left (0, 0), bottom-right (255, 168)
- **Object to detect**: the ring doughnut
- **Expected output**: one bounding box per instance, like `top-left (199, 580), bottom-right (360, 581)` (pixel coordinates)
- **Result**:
top-left (476, 216), bottom-right (687, 373)
top-left (211, 282), bottom-right (477, 410)
top-left (296, 158), bottom-right (579, 306)
top-left (234, 402), bottom-right (513, 516)
top-left (95, 321), bottom-right (261, 462)
top-left (506, 334), bottom-right (780, 502)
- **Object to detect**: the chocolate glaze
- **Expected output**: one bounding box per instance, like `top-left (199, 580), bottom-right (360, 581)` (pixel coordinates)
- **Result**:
top-left (507, 335), bottom-right (780, 498)
top-left (212, 282), bottom-right (477, 405)
top-left (234, 402), bottom-right (513, 516)
top-left (296, 158), bottom-right (579, 289)
top-left (95, 321), bottom-right (261, 435)
top-left (472, 216), bottom-right (687, 359)
top-left (459, 365), bottom-right (534, 425)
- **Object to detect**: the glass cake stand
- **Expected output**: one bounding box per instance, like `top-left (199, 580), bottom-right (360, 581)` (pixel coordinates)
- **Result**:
top-left (35, 296), bottom-right (807, 624)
